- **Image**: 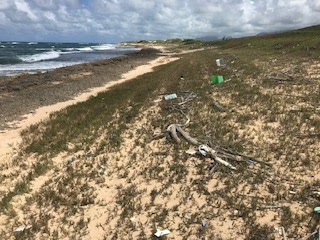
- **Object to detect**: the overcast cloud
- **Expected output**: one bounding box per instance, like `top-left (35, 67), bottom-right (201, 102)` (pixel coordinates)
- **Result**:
top-left (0, 0), bottom-right (319, 43)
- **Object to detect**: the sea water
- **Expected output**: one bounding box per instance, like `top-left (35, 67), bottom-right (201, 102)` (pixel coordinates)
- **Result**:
top-left (0, 41), bottom-right (140, 76)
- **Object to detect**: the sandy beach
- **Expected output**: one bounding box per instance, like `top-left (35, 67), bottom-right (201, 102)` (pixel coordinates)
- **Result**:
top-left (0, 36), bottom-right (318, 239)
top-left (0, 47), bottom-right (178, 161)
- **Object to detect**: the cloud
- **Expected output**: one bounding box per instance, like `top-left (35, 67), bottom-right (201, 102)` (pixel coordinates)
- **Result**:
top-left (0, 0), bottom-right (320, 42)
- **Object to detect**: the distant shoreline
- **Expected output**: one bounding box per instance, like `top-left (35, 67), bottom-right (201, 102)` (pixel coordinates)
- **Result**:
top-left (0, 41), bottom-right (140, 77)
top-left (0, 47), bottom-right (163, 130)
top-left (0, 46), bottom-right (179, 160)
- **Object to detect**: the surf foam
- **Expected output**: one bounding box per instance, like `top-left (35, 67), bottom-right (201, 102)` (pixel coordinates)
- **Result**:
top-left (18, 51), bottom-right (61, 63)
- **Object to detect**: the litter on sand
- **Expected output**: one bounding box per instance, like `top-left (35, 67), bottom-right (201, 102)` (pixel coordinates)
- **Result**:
top-left (314, 206), bottom-right (320, 213)
top-left (211, 75), bottom-right (224, 85)
top-left (201, 220), bottom-right (207, 227)
top-left (14, 225), bottom-right (32, 232)
top-left (164, 93), bottom-right (177, 100)
top-left (216, 58), bottom-right (227, 67)
top-left (154, 229), bottom-right (171, 237)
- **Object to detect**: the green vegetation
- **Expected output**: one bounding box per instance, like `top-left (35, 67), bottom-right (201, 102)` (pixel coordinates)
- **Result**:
top-left (1, 24), bottom-right (319, 239)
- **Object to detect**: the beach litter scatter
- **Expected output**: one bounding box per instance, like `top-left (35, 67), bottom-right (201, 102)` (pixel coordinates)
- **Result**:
top-left (201, 220), bottom-right (207, 227)
top-left (216, 58), bottom-right (227, 67)
top-left (14, 225), bottom-right (32, 232)
top-left (164, 93), bottom-right (178, 100)
top-left (159, 87), bottom-right (271, 171)
top-left (314, 206), bottom-right (320, 213)
top-left (154, 229), bottom-right (171, 237)
top-left (211, 75), bottom-right (224, 85)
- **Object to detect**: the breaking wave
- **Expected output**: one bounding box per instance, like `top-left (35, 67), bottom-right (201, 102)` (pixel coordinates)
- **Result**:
top-left (18, 51), bottom-right (60, 63)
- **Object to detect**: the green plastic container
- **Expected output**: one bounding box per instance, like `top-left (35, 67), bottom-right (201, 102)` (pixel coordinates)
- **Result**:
top-left (314, 206), bottom-right (320, 213)
top-left (211, 75), bottom-right (224, 85)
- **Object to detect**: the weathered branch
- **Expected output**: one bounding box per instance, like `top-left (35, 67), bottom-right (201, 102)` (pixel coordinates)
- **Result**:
top-left (213, 101), bottom-right (225, 112)
top-left (176, 125), bottom-right (199, 145)
top-left (167, 124), bottom-right (180, 143)
top-left (218, 146), bottom-right (272, 167)
top-left (257, 205), bottom-right (289, 210)
top-left (205, 145), bottom-right (237, 170)
top-left (213, 155), bottom-right (237, 170)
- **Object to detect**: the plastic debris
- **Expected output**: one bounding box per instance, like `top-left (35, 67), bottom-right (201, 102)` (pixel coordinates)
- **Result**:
top-left (211, 75), bottom-right (224, 85)
top-left (314, 206), bottom-right (320, 213)
top-left (216, 58), bottom-right (227, 67)
top-left (154, 229), bottom-right (171, 237)
top-left (248, 160), bottom-right (254, 165)
top-left (154, 98), bottom-right (162, 103)
top-left (14, 225), bottom-right (32, 232)
top-left (198, 145), bottom-right (210, 156)
top-left (201, 220), bottom-right (206, 227)
top-left (164, 93), bottom-right (177, 100)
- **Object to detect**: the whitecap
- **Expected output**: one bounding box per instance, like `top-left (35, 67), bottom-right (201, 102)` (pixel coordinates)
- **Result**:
top-left (18, 51), bottom-right (60, 63)
top-left (28, 42), bottom-right (38, 45)
top-left (91, 44), bottom-right (116, 51)
top-left (0, 61), bottom-right (81, 76)
top-left (77, 47), bottom-right (93, 52)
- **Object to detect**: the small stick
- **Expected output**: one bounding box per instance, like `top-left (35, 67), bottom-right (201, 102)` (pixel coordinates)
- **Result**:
top-left (281, 226), bottom-right (287, 240)
top-left (212, 155), bottom-right (237, 170)
top-left (205, 145), bottom-right (237, 170)
top-left (257, 205), bottom-right (289, 210)
top-left (218, 146), bottom-right (272, 166)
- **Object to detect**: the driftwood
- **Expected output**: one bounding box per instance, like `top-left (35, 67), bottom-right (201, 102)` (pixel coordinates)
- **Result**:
top-left (199, 145), bottom-right (237, 170)
top-left (176, 125), bottom-right (199, 145)
top-left (303, 230), bottom-right (317, 240)
top-left (212, 101), bottom-right (225, 112)
top-left (167, 124), bottom-right (180, 143)
top-left (281, 227), bottom-right (288, 240)
top-left (167, 124), bottom-right (199, 145)
top-left (206, 146), bottom-right (237, 170)
top-left (257, 204), bottom-right (289, 210)
top-left (217, 146), bottom-right (272, 167)
top-left (162, 94), bottom-right (270, 171)
top-left (213, 155), bottom-right (237, 170)
top-left (166, 124), bottom-right (237, 170)
top-left (268, 74), bottom-right (294, 82)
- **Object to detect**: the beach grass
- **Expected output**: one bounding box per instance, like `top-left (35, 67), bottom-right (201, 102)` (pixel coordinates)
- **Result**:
top-left (0, 25), bottom-right (319, 239)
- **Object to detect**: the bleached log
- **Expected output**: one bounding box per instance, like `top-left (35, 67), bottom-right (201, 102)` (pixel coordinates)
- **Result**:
top-left (167, 124), bottom-right (180, 143)
top-left (176, 125), bottom-right (199, 145)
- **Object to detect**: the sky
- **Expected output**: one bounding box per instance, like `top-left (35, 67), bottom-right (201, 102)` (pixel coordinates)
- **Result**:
top-left (0, 0), bottom-right (320, 43)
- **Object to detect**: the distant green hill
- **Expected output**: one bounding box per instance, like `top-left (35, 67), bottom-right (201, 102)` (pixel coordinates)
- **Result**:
top-left (205, 24), bottom-right (320, 57)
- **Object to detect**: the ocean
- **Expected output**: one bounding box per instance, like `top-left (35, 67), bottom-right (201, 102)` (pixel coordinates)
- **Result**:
top-left (0, 41), bottom-right (139, 76)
